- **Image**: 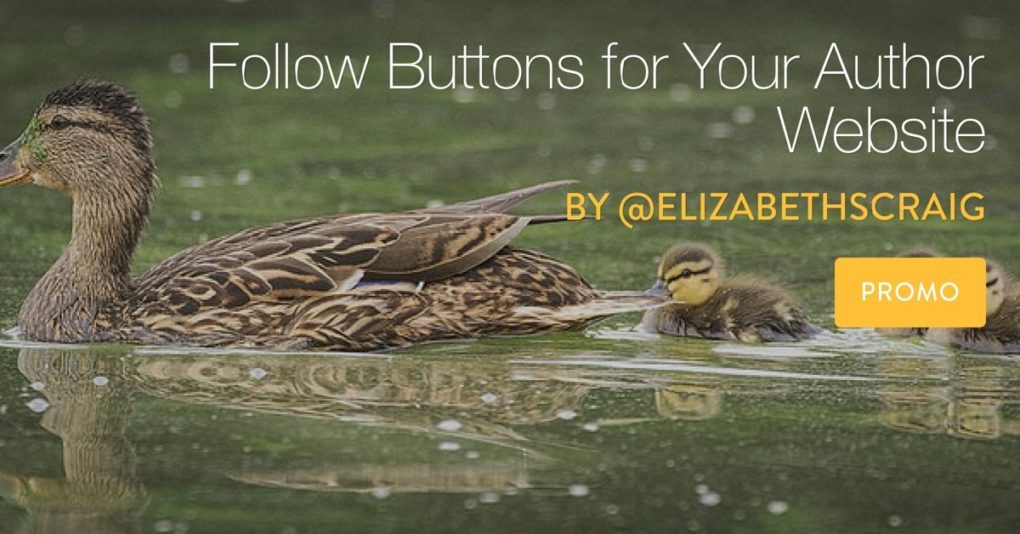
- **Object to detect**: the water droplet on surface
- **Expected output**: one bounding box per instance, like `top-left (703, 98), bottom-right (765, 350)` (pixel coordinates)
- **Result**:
top-left (234, 169), bottom-right (253, 185)
top-left (438, 441), bottom-right (461, 452)
top-left (437, 419), bottom-right (462, 432)
top-left (707, 122), bottom-right (733, 139)
top-left (249, 368), bottom-right (268, 380)
top-left (556, 409), bottom-right (577, 421)
top-left (732, 105), bottom-right (755, 124)
top-left (169, 53), bottom-right (190, 74)
top-left (568, 484), bottom-right (590, 497)
top-left (698, 491), bottom-right (721, 507)
top-left (767, 500), bottom-right (789, 515)
top-left (537, 92), bottom-right (556, 111)
top-left (480, 392), bottom-right (498, 403)
top-left (669, 83), bottom-right (692, 103)
top-left (93, 376), bottom-right (109, 387)
top-left (26, 398), bottom-right (49, 413)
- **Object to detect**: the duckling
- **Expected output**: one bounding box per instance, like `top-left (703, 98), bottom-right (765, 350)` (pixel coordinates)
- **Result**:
top-left (877, 249), bottom-right (942, 339)
top-left (641, 243), bottom-right (820, 342)
top-left (927, 259), bottom-right (1020, 353)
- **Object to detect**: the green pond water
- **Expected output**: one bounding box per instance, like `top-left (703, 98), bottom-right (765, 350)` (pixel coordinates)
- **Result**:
top-left (1, 0), bottom-right (1019, 532)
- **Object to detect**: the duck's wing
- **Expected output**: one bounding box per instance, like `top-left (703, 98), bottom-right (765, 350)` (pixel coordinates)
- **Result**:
top-left (131, 212), bottom-right (541, 312)
top-left (410, 180), bottom-right (576, 215)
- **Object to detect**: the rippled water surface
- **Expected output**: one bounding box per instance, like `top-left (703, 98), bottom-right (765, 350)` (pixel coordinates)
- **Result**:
top-left (1, 325), bottom-right (1018, 533)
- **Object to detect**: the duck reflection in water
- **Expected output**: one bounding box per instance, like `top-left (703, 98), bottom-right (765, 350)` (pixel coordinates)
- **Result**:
top-left (1, 348), bottom-right (146, 534)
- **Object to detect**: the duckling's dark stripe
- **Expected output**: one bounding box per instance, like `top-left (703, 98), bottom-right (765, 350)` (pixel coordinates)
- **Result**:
top-left (665, 266), bottom-right (712, 283)
top-left (987, 277), bottom-right (999, 288)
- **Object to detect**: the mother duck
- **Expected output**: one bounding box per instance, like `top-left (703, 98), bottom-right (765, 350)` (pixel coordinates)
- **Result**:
top-left (0, 80), bottom-right (658, 351)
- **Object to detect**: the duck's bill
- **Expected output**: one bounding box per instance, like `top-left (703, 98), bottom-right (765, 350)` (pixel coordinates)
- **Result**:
top-left (0, 170), bottom-right (30, 188)
top-left (0, 139), bottom-right (29, 188)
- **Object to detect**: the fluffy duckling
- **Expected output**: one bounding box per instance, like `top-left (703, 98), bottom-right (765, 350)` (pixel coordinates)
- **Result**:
top-left (927, 260), bottom-right (1020, 353)
top-left (642, 243), bottom-right (820, 342)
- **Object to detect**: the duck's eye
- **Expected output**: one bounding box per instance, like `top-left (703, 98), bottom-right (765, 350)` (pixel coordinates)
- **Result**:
top-left (679, 269), bottom-right (693, 279)
top-left (50, 114), bottom-right (70, 129)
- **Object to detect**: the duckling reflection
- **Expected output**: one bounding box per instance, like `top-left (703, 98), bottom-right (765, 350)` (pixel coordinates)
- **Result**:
top-left (655, 385), bottom-right (722, 421)
top-left (877, 355), bottom-right (1019, 440)
top-left (1, 348), bottom-right (146, 534)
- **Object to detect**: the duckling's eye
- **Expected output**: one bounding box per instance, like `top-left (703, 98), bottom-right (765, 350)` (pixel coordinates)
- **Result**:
top-left (50, 114), bottom-right (70, 129)
top-left (679, 269), bottom-right (693, 279)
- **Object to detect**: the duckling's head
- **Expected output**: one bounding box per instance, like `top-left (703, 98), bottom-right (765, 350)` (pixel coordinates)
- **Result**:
top-left (986, 259), bottom-right (1007, 317)
top-left (648, 243), bottom-right (723, 306)
top-left (0, 80), bottom-right (155, 198)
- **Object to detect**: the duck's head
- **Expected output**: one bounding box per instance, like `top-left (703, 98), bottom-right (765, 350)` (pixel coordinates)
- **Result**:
top-left (0, 80), bottom-right (155, 198)
top-left (986, 259), bottom-right (1007, 317)
top-left (647, 242), bottom-right (723, 306)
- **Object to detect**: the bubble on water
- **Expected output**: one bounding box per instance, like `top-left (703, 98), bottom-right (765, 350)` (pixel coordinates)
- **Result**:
top-left (694, 484), bottom-right (709, 495)
top-left (767, 500), bottom-right (789, 515)
top-left (464, 498), bottom-right (478, 509)
top-left (586, 154), bottom-right (608, 175)
top-left (26, 398), bottom-right (49, 413)
top-left (984, 135), bottom-right (998, 151)
top-left (480, 392), bottom-right (498, 404)
top-left (153, 520), bottom-right (175, 533)
top-left (669, 83), bottom-right (692, 103)
top-left (169, 53), bottom-right (190, 74)
top-left (638, 136), bottom-right (655, 152)
top-left (698, 491), bottom-right (721, 507)
top-left (537, 92), bottom-right (557, 111)
top-left (93, 376), bottom-right (109, 387)
top-left (438, 441), bottom-right (461, 452)
top-left (425, 199), bottom-right (445, 209)
top-left (479, 492), bottom-right (500, 504)
top-left (628, 158), bottom-right (648, 173)
top-left (437, 419), bottom-right (462, 432)
top-left (249, 368), bottom-right (268, 380)
top-left (960, 15), bottom-right (1002, 40)
top-left (605, 504), bottom-right (620, 515)
top-left (29, 381), bottom-right (44, 391)
top-left (888, 515), bottom-right (903, 527)
top-left (371, 487), bottom-right (392, 499)
top-left (556, 409), bottom-right (577, 421)
top-left (665, 459), bottom-right (676, 468)
top-left (453, 86), bottom-right (476, 104)
top-left (190, 211), bottom-right (203, 222)
top-left (465, 450), bottom-right (480, 460)
top-left (582, 422), bottom-right (599, 432)
top-left (568, 484), bottom-right (590, 497)
top-left (707, 122), bottom-right (733, 139)
top-left (178, 176), bottom-right (206, 188)
top-left (234, 169), bottom-right (253, 185)
top-left (164, 91), bottom-right (183, 109)
top-left (502, 89), bottom-right (522, 102)
top-left (934, 97), bottom-right (954, 114)
top-left (732, 105), bottom-right (756, 125)
top-left (371, 0), bottom-right (395, 19)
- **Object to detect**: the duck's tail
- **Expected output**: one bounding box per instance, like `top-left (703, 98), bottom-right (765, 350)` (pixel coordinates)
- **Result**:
top-left (510, 291), bottom-right (667, 330)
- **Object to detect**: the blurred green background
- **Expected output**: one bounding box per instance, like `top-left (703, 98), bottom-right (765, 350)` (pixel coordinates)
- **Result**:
top-left (0, 0), bottom-right (1017, 326)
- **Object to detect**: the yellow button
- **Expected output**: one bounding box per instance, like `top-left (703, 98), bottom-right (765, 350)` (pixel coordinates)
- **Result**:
top-left (834, 257), bottom-right (986, 328)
